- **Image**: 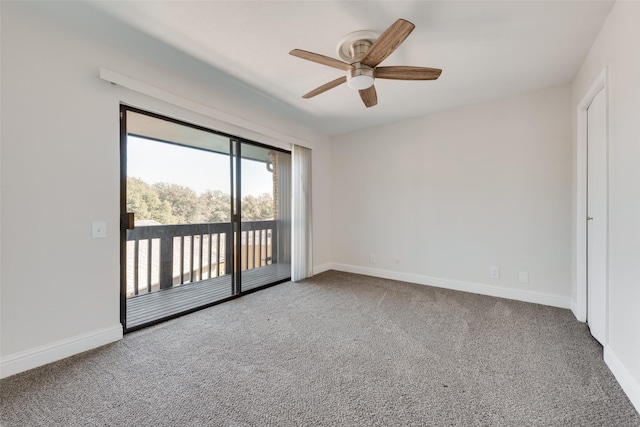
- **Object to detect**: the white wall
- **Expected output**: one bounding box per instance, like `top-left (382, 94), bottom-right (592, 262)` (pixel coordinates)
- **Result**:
top-left (571, 1), bottom-right (640, 412)
top-left (331, 85), bottom-right (573, 307)
top-left (0, 2), bottom-right (331, 375)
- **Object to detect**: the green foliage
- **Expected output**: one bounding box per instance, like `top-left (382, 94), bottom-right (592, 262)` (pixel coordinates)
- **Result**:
top-left (126, 177), bottom-right (274, 224)
top-left (126, 177), bottom-right (174, 224)
top-left (153, 183), bottom-right (201, 223)
top-left (242, 193), bottom-right (274, 221)
top-left (200, 190), bottom-right (231, 223)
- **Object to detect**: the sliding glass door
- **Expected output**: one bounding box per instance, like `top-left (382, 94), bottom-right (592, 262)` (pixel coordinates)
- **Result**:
top-left (120, 106), bottom-right (291, 331)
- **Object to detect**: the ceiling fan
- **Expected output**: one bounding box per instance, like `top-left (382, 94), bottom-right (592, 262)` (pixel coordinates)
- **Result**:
top-left (290, 18), bottom-right (442, 108)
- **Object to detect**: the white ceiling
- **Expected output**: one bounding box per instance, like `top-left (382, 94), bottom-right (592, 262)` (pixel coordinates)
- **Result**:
top-left (85, 1), bottom-right (614, 136)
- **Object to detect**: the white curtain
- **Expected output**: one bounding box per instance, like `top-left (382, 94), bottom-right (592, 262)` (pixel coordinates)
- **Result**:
top-left (292, 144), bottom-right (313, 281)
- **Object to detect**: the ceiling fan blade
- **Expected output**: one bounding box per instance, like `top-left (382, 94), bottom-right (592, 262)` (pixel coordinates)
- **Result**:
top-left (375, 66), bottom-right (442, 80)
top-left (290, 49), bottom-right (353, 71)
top-left (302, 76), bottom-right (347, 99)
top-left (359, 85), bottom-right (378, 108)
top-left (361, 19), bottom-right (415, 68)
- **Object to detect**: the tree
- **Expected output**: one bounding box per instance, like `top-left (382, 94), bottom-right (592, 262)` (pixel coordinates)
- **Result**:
top-left (126, 177), bottom-right (174, 224)
top-left (126, 177), bottom-right (274, 225)
top-left (153, 183), bottom-right (200, 223)
top-left (241, 193), bottom-right (274, 221)
top-left (200, 190), bottom-right (231, 223)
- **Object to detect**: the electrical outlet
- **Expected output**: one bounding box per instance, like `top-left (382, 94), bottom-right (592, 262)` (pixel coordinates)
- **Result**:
top-left (369, 253), bottom-right (377, 263)
top-left (519, 271), bottom-right (529, 284)
top-left (490, 266), bottom-right (500, 279)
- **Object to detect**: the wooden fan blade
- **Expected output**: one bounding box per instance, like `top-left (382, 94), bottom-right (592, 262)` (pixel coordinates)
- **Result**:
top-left (290, 49), bottom-right (353, 71)
top-left (302, 76), bottom-right (347, 99)
top-left (359, 85), bottom-right (378, 108)
top-left (375, 66), bottom-right (442, 80)
top-left (361, 19), bottom-right (415, 68)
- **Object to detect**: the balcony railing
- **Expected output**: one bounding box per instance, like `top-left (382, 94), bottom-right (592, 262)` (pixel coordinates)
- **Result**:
top-left (126, 220), bottom-right (276, 297)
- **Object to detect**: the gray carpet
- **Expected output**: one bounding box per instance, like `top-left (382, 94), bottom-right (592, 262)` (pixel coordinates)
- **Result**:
top-left (1, 271), bottom-right (638, 426)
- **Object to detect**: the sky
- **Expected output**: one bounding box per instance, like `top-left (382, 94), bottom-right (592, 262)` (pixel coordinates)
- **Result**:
top-left (127, 136), bottom-right (273, 196)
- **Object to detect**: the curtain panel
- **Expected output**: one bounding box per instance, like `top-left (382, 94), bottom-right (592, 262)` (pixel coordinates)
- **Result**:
top-left (292, 144), bottom-right (313, 281)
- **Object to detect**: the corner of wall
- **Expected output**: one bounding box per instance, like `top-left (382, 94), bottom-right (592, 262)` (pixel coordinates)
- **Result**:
top-left (312, 263), bottom-right (332, 276)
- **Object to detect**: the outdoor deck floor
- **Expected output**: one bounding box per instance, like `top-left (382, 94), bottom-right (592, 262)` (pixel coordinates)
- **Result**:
top-left (126, 263), bottom-right (291, 329)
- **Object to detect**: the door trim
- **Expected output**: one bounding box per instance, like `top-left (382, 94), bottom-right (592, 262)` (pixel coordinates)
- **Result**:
top-left (575, 67), bottom-right (608, 340)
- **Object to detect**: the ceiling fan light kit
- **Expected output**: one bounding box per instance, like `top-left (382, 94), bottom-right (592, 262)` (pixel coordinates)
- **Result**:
top-left (347, 64), bottom-right (374, 90)
top-left (290, 18), bottom-right (442, 108)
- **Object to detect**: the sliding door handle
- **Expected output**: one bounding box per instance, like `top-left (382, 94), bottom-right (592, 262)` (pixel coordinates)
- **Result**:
top-left (127, 212), bottom-right (135, 230)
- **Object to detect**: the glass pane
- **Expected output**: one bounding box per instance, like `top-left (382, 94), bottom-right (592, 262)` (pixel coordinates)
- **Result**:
top-left (124, 110), bottom-right (233, 329)
top-left (239, 142), bottom-right (291, 291)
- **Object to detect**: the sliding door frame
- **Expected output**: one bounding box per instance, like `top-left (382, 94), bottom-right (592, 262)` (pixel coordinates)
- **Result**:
top-left (119, 105), bottom-right (290, 332)
top-left (230, 138), bottom-right (242, 295)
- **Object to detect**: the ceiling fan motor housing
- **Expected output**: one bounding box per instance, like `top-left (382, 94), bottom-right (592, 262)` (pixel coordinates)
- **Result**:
top-left (336, 30), bottom-right (380, 62)
top-left (349, 39), bottom-right (372, 63)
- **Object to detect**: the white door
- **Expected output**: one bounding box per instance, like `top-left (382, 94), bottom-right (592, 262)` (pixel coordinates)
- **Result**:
top-left (587, 88), bottom-right (607, 345)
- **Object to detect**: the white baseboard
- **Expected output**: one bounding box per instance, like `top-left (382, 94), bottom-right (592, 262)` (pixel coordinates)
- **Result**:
top-left (0, 324), bottom-right (123, 379)
top-left (570, 298), bottom-right (579, 320)
top-left (329, 263), bottom-right (571, 309)
top-left (605, 345), bottom-right (640, 414)
top-left (313, 263), bottom-right (332, 276)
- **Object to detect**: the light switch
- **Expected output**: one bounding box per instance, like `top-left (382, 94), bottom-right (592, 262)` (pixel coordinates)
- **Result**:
top-left (92, 221), bottom-right (106, 239)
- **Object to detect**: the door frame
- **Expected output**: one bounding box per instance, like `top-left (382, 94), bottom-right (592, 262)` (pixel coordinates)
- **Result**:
top-left (575, 67), bottom-right (609, 339)
top-left (119, 105), bottom-right (291, 331)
